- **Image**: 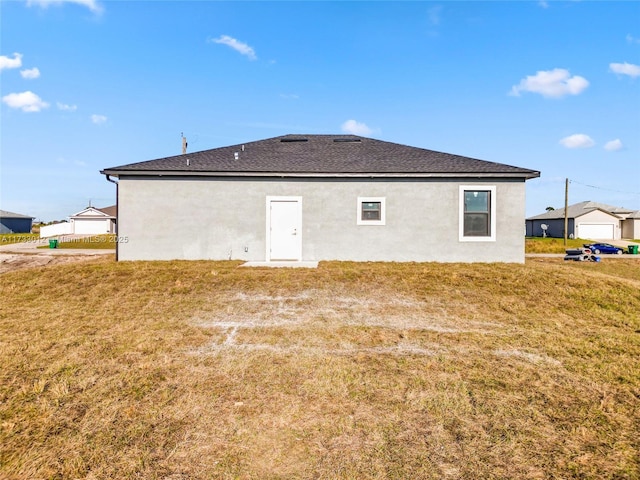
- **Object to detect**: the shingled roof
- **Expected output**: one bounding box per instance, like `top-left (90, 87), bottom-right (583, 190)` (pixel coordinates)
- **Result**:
top-left (0, 209), bottom-right (34, 219)
top-left (102, 134), bottom-right (539, 179)
top-left (527, 201), bottom-right (630, 221)
top-left (97, 205), bottom-right (117, 217)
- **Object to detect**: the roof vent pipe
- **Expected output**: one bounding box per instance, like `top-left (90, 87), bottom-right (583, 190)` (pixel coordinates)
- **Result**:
top-left (234, 152), bottom-right (239, 160)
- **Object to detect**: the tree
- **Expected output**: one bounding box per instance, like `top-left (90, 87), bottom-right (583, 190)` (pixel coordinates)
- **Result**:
top-left (545, 206), bottom-right (555, 211)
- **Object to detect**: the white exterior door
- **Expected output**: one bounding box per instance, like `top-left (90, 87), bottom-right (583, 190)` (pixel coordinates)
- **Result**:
top-left (267, 197), bottom-right (302, 261)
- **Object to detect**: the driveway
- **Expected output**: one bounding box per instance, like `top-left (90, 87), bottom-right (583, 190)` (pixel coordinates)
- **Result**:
top-left (0, 236), bottom-right (114, 274)
top-left (587, 239), bottom-right (640, 248)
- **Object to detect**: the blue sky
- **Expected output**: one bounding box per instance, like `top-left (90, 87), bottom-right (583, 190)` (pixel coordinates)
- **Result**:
top-left (1, 0), bottom-right (639, 222)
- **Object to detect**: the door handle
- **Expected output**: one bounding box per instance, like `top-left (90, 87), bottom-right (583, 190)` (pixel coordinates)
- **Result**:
top-left (292, 228), bottom-right (297, 235)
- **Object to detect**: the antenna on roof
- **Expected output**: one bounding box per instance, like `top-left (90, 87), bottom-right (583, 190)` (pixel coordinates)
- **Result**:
top-left (181, 132), bottom-right (188, 154)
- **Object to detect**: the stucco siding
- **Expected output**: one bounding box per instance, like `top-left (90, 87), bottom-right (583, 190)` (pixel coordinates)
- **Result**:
top-left (622, 218), bottom-right (640, 239)
top-left (117, 176), bottom-right (527, 263)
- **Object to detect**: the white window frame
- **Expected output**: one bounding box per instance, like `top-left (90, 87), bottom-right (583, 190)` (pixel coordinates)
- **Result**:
top-left (459, 185), bottom-right (496, 242)
top-left (357, 197), bottom-right (386, 226)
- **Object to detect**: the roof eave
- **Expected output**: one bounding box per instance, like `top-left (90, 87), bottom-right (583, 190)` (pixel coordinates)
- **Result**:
top-left (101, 169), bottom-right (540, 179)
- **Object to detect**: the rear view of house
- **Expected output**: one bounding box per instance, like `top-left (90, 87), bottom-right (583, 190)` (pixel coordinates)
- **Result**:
top-left (102, 134), bottom-right (539, 263)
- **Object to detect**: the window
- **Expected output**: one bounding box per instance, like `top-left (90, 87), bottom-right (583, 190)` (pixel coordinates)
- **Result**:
top-left (357, 197), bottom-right (385, 225)
top-left (362, 201), bottom-right (381, 220)
top-left (459, 186), bottom-right (496, 241)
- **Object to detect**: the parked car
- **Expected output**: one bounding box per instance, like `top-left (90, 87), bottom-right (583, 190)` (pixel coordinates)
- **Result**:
top-left (582, 243), bottom-right (623, 255)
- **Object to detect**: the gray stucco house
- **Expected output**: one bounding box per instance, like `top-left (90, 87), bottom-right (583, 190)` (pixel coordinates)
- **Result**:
top-left (526, 201), bottom-right (640, 240)
top-left (0, 210), bottom-right (34, 234)
top-left (101, 134), bottom-right (539, 263)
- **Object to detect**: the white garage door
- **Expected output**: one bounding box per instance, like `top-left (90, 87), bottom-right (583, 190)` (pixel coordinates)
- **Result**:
top-left (75, 219), bottom-right (108, 234)
top-left (578, 223), bottom-right (614, 239)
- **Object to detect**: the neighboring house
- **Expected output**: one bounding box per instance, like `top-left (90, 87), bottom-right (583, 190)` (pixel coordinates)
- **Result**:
top-left (70, 206), bottom-right (117, 235)
top-left (40, 206), bottom-right (116, 238)
top-left (0, 210), bottom-right (34, 234)
top-left (526, 201), bottom-right (640, 239)
top-left (101, 134), bottom-right (539, 263)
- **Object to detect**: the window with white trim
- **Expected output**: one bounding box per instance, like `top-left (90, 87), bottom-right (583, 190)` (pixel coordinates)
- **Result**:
top-left (357, 197), bottom-right (386, 225)
top-left (459, 186), bottom-right (496, 241)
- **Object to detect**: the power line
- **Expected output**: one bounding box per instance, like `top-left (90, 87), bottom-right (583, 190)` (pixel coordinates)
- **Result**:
top-left (569, 179), bottom-right (640, 196)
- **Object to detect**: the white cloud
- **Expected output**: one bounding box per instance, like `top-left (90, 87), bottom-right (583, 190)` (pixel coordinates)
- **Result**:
top-left (341, 119), bottom-right (374, 136)
top-left (609, 62), bottom-right (640, 78)
top-left (0, 53), bottom-right (23, 71)
top-left (2, 91), bottom-right (49, 112)
top-left (20, 67), bottom-right (40, 79)
top-left (91, 114), bottom-right (107, 124)
top-left (26, 0), bottom-right (103, 14)
top-left (559, 134), bottom-right (595, 149)
top-left (604, 139), bottom-right (623, 151)
top-left (510, 68), bottom-right (589, 98)
top-left (427, 5), bottom-right (442, 25)
top-left (626, 34), bottom-right (640, 44)
top-left (57, 157), bottom-right (87, 167)
top-left (57, 102), bottom-right (77, 111)
top-left (209, 35), bottom-right (257, 61)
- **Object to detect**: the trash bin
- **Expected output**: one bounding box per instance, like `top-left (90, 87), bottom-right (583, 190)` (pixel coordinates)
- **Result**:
top-left (628, 245), bottom-right (639, 255)
top-left (49, 239), bottom-right (58, 249)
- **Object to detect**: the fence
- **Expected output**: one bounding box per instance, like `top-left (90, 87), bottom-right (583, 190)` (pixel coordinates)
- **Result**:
top-left (40, 222), bottom-right (73, 238)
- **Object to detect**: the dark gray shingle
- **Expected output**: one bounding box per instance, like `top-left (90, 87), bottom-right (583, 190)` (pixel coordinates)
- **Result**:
top-left (102, 134), bottom-right (539, 178)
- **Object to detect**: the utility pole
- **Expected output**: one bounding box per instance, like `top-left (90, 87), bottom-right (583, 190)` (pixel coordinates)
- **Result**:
top-left (564, 178), bottom-right (569, 246)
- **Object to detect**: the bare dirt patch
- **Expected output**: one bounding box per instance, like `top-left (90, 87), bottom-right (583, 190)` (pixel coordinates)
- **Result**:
top-left (0, 253), bottom-right (109, 274)
top-left (192, 290), bottom-right (504, 357)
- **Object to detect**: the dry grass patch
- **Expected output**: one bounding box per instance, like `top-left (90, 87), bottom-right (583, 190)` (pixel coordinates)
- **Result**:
top-left (1, 258), bottom-right (639, 479)
top-left (525, 236), bottom-right (593, 253)
top-left (0, 234), bottom-right (39, 246)
top-left (37, 234), bottom-right (117, 249)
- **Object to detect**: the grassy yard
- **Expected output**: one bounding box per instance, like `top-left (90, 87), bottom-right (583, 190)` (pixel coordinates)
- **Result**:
top-left (37, 234), bottom-right (117, 249)
top-left (1, 258), bottom-right (639, 479)
top-left (1, 233), bottom-right (115, 249)
top-left (525, 236), bottom-right (593, 253)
